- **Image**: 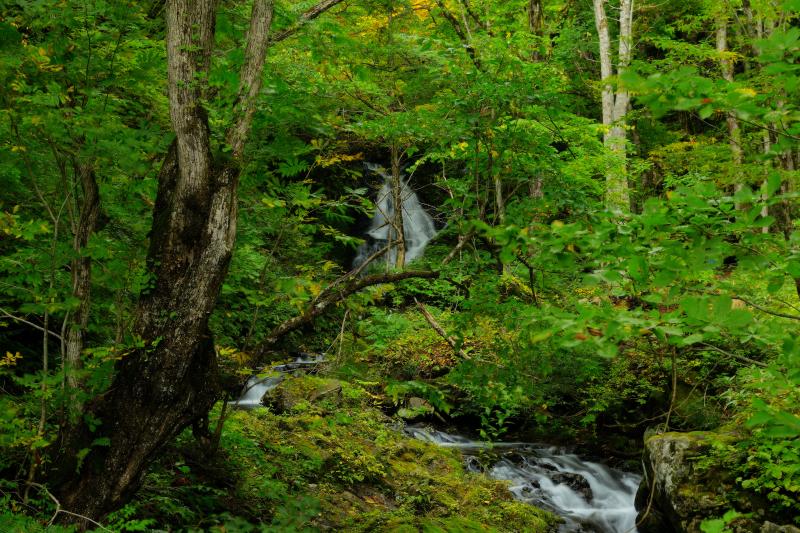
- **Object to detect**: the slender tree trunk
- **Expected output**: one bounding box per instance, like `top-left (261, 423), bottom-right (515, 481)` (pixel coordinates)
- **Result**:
top-left (63, 162), bottom-right (99, 408)
top-left (777, 150), bottom-right (795, 239)
top-left (593, 0), bottom-right (614, 131)
top-left (390, 143), bottom-right (406, 269)
top-left (528, 0), bottom-right (544, 59)
top-left (762, 130), bottom-right (772, 232)
top-left (527, 0), bottom-right (545, 197)
top-left (53, 0), bottom-right (276, 519)
top-left (593, 0), bottom-right (633, 212)
top-left (716, 15), bottom-right (744, 207)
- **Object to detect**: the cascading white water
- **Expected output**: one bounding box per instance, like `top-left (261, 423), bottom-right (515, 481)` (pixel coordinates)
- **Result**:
top-left (353, 163), bottom-right (437, 268)
top-left (234, 375), bottom-right (285, 408)
top-left (406, 427), bottom-right (641, 533)
top-left (231, 353), bottom-right (325, 408)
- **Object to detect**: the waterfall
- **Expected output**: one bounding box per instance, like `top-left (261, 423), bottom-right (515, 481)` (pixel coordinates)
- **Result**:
top-left (406, 426), bottom-right (641, 533)
top-left (353, 163), bottom-right (437, 268)
top-left (230, 353), bottom-right (325, 408)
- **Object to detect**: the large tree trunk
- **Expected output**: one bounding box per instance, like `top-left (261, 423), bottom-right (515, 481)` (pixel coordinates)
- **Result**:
top-left (52, 0), bottom-right (267, 519)
top-left (51, 0), bottom-right (346, 521)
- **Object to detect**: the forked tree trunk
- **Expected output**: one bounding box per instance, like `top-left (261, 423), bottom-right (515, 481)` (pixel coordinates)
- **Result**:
top-left (52, 0), bottom-right (346, 520)
top-left (53, 0), bottom-right (276, 519)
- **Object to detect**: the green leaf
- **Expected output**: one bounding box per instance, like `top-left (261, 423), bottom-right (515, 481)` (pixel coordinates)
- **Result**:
top-left (767, 275), bottom-right (785, 294)
top-left (627, 256), bottom-right (648, 283)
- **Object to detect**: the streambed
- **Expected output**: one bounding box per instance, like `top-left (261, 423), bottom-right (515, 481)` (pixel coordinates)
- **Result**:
top-left (406, 426), bottom-right (641, 533)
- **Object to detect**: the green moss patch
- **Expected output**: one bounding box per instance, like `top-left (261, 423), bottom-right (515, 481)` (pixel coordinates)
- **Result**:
top-left (119, 375), bottom-right (555, 532)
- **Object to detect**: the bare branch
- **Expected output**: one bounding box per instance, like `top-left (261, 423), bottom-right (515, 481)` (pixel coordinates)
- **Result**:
top-left (270, 0), bottom-right (346, 43)
top-left (415, 298), bottom-right (470, 359)
top-left (734, 295), bottom-right (800, 322)
top-left (0, 307), bottom-right (63, 341)
top-left (699, 342), bottom-right (768, 368)
top-left (258, 270), bottom-right (440, 352)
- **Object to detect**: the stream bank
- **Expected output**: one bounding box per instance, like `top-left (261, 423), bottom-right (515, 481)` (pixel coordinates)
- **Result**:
top-left (228, 362), bottom-right (643, 532)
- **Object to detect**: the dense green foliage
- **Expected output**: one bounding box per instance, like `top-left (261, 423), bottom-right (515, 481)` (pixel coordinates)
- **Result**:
top-left (1, 0), bottom-right (799, 530)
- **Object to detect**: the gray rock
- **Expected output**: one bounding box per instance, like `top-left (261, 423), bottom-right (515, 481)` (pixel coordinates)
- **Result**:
top-left (636, 431), bottom-right (731, 532)
top-left (761, 523), bottom-right (800, 533)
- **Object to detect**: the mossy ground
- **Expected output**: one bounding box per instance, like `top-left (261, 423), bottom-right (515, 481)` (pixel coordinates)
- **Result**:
top-left (109, 375), bottom-right (556, 532)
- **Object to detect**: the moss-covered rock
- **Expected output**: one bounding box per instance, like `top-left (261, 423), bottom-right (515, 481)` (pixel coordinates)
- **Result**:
top-left (123, 375), bottom-right (557, 532)
top-left (635, 430), bottom-right (800, 533)
top-left (229, 376), bottom-right (557, 531)
top-left (263, 375), bottom-right (348, 413)
top-left (636, 430), bottom-right (735, 532)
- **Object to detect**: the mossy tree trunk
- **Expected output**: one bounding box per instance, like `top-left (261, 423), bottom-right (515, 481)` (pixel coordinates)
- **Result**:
top-left (53, 0), bottom-right (276, 519)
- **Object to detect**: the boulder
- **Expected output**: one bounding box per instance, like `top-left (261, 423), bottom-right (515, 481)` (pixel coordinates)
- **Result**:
top-left (263, 376), bottom-right (344, 413)
top-left (636, 431), bottom-right (732, 532)
top-left (551, 472), bottom-right (593, 502)
top-left (635, 430), bottom-right (796, 533)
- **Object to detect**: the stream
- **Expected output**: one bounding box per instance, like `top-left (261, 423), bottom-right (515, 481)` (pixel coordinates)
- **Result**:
top-left (231, 353), bottom-right (325, 408)
top-left (233, 360), bottom-right (641, 532)
top-left (405, 426), bottom-right (641, 533)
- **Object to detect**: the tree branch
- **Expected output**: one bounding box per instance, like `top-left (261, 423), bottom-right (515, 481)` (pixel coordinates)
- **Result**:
top-left (258, 270), bottom-right (440, 353)
top-left (699, 342), bottom-right (768, 368)
top-left (226, 0), bottom-right (275, 157)
top-left (414, 298), bottom-right (470, 359)
top-left (0, 307), bottom-right (63, 341)
top-left (270, 0), bottom-right (346, 43)
top-left (433, 0), bottom-right (482, 69)
top-left (734, 295), bottom-right (800, 321)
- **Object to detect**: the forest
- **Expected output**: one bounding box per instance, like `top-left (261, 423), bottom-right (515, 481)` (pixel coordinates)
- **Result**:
top-left (0, 0), bottom-right (799, 532)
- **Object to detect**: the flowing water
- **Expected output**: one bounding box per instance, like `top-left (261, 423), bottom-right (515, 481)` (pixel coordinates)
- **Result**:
top-left (231, 353), bottom-right (325, 408)
top-left (232, 356), bottom-right (641, 532)
top-left (406, 426), bottom-right (641, 533)
top-left (353, 163), bottom-right (437, 268)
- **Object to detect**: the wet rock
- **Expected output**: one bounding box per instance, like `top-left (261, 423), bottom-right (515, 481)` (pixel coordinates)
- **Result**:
top-left (551, 472), bottom-right (592, 502)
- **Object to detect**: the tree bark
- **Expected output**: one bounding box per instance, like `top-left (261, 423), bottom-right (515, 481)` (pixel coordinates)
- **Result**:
top-left (52, 0), bottom-right (273, 519)
top-left (593, 0), bottom-right (633, 212)
top-left (390, 143), bottom-right (406, 268)
top-left (63, 161), bottom-right (99, 404)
